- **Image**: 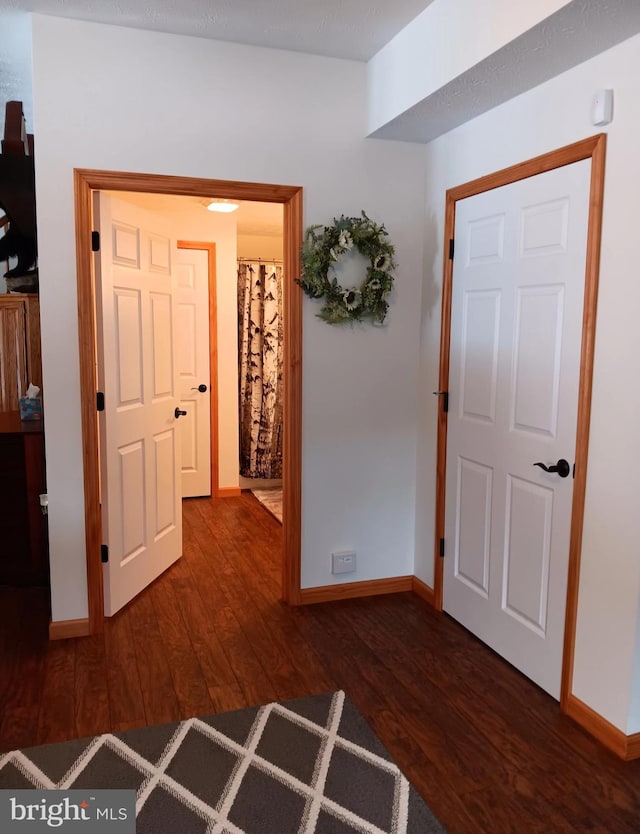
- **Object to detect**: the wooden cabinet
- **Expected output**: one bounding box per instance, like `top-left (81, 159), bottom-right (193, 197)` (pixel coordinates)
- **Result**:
top-left (0, 413), bottom-right (49, 586)
top-left (0, 296), bottom-right (47, 586)
top-left (0, 294), bottom-right (42, 412)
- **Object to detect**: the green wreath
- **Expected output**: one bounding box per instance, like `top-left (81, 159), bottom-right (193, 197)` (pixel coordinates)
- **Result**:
top-left (296, 212), bottom-right (396, 324)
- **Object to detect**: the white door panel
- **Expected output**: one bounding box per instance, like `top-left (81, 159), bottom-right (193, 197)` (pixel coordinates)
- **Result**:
top-left (444, 160), bottom-right (591, 698)
top-left (95, 193), bottom-right (183, 617)
top-left (175, 247), bottom-right (211, 497)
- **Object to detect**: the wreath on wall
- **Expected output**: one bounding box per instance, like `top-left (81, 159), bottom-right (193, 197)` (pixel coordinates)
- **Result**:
top-left (296, 212), bottom-right (396, 325)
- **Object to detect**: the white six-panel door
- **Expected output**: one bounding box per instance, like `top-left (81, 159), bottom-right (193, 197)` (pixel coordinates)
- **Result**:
top-left (175, 246), bottom-right (212, 498)
top-left (444, 160), bottom-right (591, 699)
top-left (94, 193), bottom-right (183, 616)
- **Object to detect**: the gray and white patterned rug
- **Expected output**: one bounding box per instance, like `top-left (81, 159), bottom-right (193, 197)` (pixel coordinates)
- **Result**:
top-left (251, 487), bottom-right (283, 524)
top-left (0, 691), bottom-right (446, 833)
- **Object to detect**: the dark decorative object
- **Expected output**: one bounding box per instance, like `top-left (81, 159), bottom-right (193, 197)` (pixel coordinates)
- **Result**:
top-left (0, 102), bottom-right (38, 288)
top-left (0, 226), bottom-right (37, 278)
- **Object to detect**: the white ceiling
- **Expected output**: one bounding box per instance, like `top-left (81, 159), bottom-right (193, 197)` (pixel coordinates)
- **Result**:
top-left (5, 0), bottom-right (435, 61)
top-left (112, 192), bottom-right (283, 237)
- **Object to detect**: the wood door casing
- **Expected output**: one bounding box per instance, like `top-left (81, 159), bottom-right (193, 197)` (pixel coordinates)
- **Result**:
top-left (74, 170), bottom-right (303, 634)
top-left (433, 134), bottom-right (607, 712)
top-left (443, 160), bottom-right (591, 699)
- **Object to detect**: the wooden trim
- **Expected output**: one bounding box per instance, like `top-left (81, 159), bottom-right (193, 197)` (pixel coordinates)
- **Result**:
top-left (626, 732), bottom-right (640, 761)
top-left (49, 618), bottom-right (91, 640)
top-left (73, 170), bottom-right (301, 202)
top-left (560, 134), bottom-right (607, 710)
top-left (24, 295), bottom-right (42, 399)
top-left (412, 576), bottom-right (436, 607)
top-left (565, 694), bottom-right (640, 761)
top-left (74, 170), bottom-right (105, 635)
top-left (433, 191), bottom-right (455, 612)
top-left (299, 576), bottom-right (413, 605)
top-left (215, 487), bottom-right (242, 498)
top-left (432, 135), bottom-right (607, 710)
top-left (446, 135), bottom-right (606, 203)
top-left (177, 240), bottom-right (219, 498)
top-left (282, 189), bottom-right (303, 605)
top-left (73, 170), bottom-right (303, 631)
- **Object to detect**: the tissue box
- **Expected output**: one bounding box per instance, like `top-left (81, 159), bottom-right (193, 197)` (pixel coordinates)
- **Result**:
top-left (19, 397), bottom-right (43, 421)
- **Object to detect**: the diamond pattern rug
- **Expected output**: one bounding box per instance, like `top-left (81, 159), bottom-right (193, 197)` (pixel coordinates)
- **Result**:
top-left (0, 691), bottom-right (446, 833)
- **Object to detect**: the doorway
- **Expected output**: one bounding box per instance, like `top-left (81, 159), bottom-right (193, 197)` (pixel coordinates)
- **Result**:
top-left (74, 170), bottom-right (303, 632)
top-left (432, 135), bottom-right (606, 707)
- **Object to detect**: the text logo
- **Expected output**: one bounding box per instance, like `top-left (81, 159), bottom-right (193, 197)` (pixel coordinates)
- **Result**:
top-left (0, 791), bottom-right (135, 832)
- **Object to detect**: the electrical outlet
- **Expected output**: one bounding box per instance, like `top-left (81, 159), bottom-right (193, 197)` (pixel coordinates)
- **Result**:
top-left (332, 550), bottom-right (356, 575)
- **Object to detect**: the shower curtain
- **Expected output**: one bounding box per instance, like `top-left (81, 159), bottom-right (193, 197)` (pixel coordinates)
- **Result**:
top-left (238, 262), bottom-right (284, 478)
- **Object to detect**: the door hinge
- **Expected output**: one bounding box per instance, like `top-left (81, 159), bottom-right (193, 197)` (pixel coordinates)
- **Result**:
top-left (91, 230), bottom-right (100, 252)
top-left (96, 391), bottom-right (105, 412)
top-left (439, 538), bottom-right (445, 558)
top-left (449, 238), bottom-right (455, 260)
top-left (442, 392), bottom-right (449, 413)
top-left (101, 544), bottom-right (109, 563)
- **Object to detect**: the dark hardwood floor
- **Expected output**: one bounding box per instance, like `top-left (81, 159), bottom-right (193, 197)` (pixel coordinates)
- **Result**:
top-left (1, 493), bottom-right (639, 832)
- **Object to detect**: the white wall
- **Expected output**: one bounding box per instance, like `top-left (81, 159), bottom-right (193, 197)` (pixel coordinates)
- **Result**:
top-left (415, 33), bottom-right (640, 733)
top-left (237, 234), bottom-right (283, 261)
top-left (630, 609), bottom-right (640, 733)
top-left (30, 16), bottom-right (426, 618)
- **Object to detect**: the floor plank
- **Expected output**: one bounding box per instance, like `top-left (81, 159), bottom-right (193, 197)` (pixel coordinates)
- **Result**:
top-left (103, 606), bottom-right (146, 729)
top-left (148, 575), bottom-right (215, 717)
top-left (74, 634), bottom-right (110, 739)
top-left (1, 493), bottom-right (639, 834)
top-left (35, 640), bottom-right (76, 746)
top-left (128, 589), bottom-right (181, 727)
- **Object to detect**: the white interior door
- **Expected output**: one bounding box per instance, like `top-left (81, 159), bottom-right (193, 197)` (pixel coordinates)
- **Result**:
top-left (175, 246), bottom-right (212, 498)
top-left (444, 159), bottom-right (591, 698)
top-left (95, 193), bottom-right (183, 616)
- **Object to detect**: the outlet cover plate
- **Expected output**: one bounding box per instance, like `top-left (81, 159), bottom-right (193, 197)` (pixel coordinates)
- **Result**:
top-left (332, 550), bottom-right (356, 575)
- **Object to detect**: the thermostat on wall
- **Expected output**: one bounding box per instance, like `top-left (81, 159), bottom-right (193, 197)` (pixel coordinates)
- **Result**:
top-left (591, 89), bottom-right (613, 126)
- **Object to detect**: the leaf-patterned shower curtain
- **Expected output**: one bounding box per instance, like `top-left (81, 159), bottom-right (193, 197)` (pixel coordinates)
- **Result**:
top-left (238, 262), bottom-right (284, 478)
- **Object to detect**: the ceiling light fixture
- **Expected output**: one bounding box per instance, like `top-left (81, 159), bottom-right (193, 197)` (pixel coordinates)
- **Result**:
top-left (207, 200), bottom-right (239, 213)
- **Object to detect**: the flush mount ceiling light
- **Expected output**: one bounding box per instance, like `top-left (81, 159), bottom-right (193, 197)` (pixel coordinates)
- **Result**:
top-left (207, 200), bottom-right (239, 213)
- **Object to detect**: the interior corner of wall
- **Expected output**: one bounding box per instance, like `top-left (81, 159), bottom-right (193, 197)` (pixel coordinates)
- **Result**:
top-left (627, 601), bottom-right (640, 734)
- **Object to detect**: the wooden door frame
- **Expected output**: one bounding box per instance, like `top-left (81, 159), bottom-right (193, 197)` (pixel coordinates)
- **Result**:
top-left (74, 169), bottom-right (303, 634)
top-left (176, 240), bottom-right (221, 498)
top-left (432, 134), bottom-right (606, 710)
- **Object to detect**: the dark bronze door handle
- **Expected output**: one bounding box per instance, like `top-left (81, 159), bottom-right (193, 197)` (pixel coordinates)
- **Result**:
top-left (533, 458), bottom-right (570, 478)
top-left (174, 408), bottom-right (187, 419)
top-left (191, 384), bottom-right (207, 392)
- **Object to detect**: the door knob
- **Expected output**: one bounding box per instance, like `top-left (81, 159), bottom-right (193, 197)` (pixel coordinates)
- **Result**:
top-left (191, 384), bottom-right (207, 393)
top-left (174, 407), bottom-right (188, 419)
top-left (533, 458), bottom-right (571, 478)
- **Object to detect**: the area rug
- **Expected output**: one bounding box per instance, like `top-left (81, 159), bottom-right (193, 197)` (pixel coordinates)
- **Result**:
top-left (251, 486), bottom-right (283, 524)
top-left (0, 691), bottom-right (446, 833)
